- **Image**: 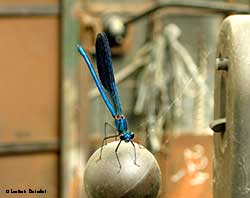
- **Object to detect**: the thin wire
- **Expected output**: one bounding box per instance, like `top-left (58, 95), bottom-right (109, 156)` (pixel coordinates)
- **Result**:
top-left (136, 77), bottom-right (193, 131)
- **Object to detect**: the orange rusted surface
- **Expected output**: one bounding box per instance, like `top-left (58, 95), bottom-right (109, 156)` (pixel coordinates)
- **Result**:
top-left (157, 135), bottom-right (213, 198)
top-left (0, 153), bottom-right (58, 198)
top-left (0, 14), bottom-right (60, 198)
top-left (0, 16), bottom-right (59, 143)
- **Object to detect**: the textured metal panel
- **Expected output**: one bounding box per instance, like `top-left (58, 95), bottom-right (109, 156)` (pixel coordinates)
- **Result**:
top-left (214, 15), bottom-right (250, 198)
top-left (0, 17), bottom-right (59, 143)
top-left (0, 0), bottom-right (58, 5)
top-left (158, 135), bottom-right (212, 198)
top-left (0, 153), bottom-right (58, 198)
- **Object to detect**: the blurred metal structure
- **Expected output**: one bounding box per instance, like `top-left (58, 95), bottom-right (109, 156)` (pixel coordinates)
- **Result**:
top-left (0, 4), bottom-right (59, 16)
top-left (61, 0), bottom-right (88, 197)
top-left (79, 0), bottom-right (249, 55)
top-left (213, 15), bottom-right (250, 198)
top-left (124, 0), bottom-right (250, 25)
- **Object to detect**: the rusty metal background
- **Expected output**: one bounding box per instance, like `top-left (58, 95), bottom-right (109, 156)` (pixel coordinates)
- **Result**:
top-left (213, 15), bottom-right (250, 198)
top-left (0, 153), bottom-right (58, 198)
top-left (0, 17), bottom-right (59, 143)
top-left (158, 135), bottom-right (213, 198)
top-left (0, 2), bottom-right (60, 198)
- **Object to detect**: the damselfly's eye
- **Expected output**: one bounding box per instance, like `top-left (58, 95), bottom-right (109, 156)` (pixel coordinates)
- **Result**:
top-left (115, 115), bottom-right (125, 120)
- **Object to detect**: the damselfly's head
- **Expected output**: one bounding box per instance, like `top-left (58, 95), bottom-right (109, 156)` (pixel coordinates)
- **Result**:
top-left (120, 131), bottom-right (134, 142)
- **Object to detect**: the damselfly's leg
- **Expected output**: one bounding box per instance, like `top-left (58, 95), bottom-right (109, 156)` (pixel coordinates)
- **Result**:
top-left (131, 141), bottom-right (140, 167)
top-left (104, 122), bottom-right (118, 144)
top-left (115, 139), bottom-right (123, 169)
top-left (98, 134), bottom-right (120, 160)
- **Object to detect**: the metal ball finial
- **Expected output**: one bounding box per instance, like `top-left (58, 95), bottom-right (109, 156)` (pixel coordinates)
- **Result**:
top-left (84, 141), bottom-right (161, 198)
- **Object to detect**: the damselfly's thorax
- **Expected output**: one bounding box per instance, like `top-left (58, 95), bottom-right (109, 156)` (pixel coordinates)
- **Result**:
top-left (115, 114), bottom-right (128, 132)
top-left (115, 114), bottom-right (134, 142)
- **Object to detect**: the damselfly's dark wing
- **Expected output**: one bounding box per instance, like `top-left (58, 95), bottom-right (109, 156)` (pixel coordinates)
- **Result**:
top-left (95, 32), bottom-right (123, 115)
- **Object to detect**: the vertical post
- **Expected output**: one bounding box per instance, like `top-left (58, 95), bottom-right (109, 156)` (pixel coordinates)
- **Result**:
top-left (213, 15), bottom-right (250, 198)
top-left (61, 0), bottom-right (85, 198)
